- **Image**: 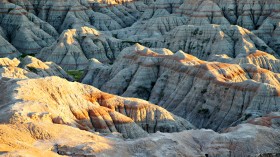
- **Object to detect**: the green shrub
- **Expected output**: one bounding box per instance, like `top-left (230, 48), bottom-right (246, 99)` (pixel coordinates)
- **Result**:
top-left (198, 108), bottom-right (210, 114)
top-left (67, 70), bottom-right (84, 81)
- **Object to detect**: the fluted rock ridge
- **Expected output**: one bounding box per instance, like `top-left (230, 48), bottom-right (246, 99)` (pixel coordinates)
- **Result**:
top-left (0, 122), bottom-right (279, 156)
top-left (143, 24), bottom-right (277, 61)
top-left (0, 2), bottom-right (58, 54)
top-left (0, 57), bottom-right (72, 80)
top-left (0, 76), bottom-right (194, 138)
top-left (82, 44), bottom-right (280, 131)
top-left (37, 26), bottom-right (130, 70)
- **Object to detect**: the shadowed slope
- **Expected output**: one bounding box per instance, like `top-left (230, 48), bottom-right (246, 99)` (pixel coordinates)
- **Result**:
top-left (0, 2), bottom-right (58, 54)
top-left (37, 26), bottom-right (131, 70)
top-left (0, 76), bottom-right (194, 138)
top-left (82, 44), bottom-right (280, 131)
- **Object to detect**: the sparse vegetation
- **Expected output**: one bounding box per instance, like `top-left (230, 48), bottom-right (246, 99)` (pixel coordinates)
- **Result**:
top-left (19, 53), bottom-right (36, 59)
top-left (67, 70), bottom-right (84, 81)
top-left (198, 108), bottom-right (210, 114)
top-left (122, 40), bottom-right (142, 44)
top-left (27, 67), bottom-right (38, 73)
top-left (201, 89), bottom-right (207, 94)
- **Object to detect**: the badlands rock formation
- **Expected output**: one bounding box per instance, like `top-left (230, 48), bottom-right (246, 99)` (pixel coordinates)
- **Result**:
top-left (0, 2), bottom-right (58, 54)
top-left (0, 72), bottom-right (279, 156)
top-left (0, 75), bottom-right (194, 138)
top-left (0, 121), bottom-right (279, 156)
top-left (8, 0), bottom-right (146, 32)
top-left (0, 29), bottom-right (21, 58)
top-left (0, 0), bottom-right (279, 156)
top-left (0, 57), bottom-right (72, 80)
top-left (37, 26), bottom-right (130, 70)
top-left (19, 56), bottom-right (74, 80)
top-left (143, 24), bottom-right (276, 61)
top-left (82, 44), bottom-right (280, 131)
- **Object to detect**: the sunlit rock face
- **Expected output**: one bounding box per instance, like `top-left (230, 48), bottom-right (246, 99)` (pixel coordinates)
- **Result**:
top-left (0, 57), bottom-right (72, 80)
top-left (0, 121), bottom-right (279, 156)
top-left (1, 0), bottom-right (279, 60)
top-left (37, 26), bottom-right (131, 70)
top-left (7, 0), bottom-right (145, 32)
top-left (0, 0), bottom-right (279, 156)
top-left (142, 24), bottom-right (276, 61)
top-left (0, 75), bottom-right (194, 138)
top-left (82, 44), bottom-right (280, 131)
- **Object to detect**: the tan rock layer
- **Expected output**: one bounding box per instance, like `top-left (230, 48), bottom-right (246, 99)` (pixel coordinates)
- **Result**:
top-left (0, 76), bottom-right (194, 138)
top-left (82, 44), bottom-right (280, 131)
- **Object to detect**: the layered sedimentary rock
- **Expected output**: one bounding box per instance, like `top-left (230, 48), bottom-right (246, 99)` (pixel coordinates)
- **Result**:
top-left (19, 56), bottom-right (73, 80)
top-left (231, 51), bottom-right (280, 73)
top-left (0, 2), bottom-right (58, 54)
top-left (143, 24), bottom-right (277, 61)
top-left (246, 112), bottom-right (280, 129)
top-left (0, 29), bottom-right (21, 58)
top-left (8, 0), bottom-right (146, 32)
top-left (0, 57), bottom-right (39, 79)
top-left (176, 0), bottom-right (280, 30)
top-left (1, 0), bottom-right (278, 60)
top-left (0, 57), bottom-right (72, 80)
top-left (113, 15), bottom-right (189, 41)
top-left (253, 13), bottom-right (280, 54)
top-left (0, 122), bottom-right (114, 156)
top-left (82, 44), bottom-right (280, 131)
top-left (37, 26), bottom-right (130, 70)
top-left (0, 76), bottom-right (193, 138)
top-left (0, 0), bottom-right (279, 156)
top-left (0, 122), bottom-right (279, 156)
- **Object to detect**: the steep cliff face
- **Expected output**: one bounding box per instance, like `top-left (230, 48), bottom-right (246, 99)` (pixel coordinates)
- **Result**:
top-left (177, 0), bottom-right (280, 28)
top-left (231, 51), bottom-right (280, 73)
top-left (1, 0), bottom-right (278, 59)
top-left (0, 57), bottom-right (74, 80)
top-left (113, 15), bottom-right (189, 41)
top-left (0, 0), bottom-right (279, 156)
top-left (19, 56), bottom-right (74, 80)
top-left (142, 24), bottom-right (276, 61)
top-left (0, 2), bottom-right (58, 54)
top-left (7, 0), bottom-right (146, 32)
top-left (0, 76), bottom-right (194, 138)
top-left (37, 26), bottom-right (131, 70)
top-left (82, 44), bottom-right (280, 131)
top-left (36, 24), bottom-right (278, 71)
top-left (0, 27), bottom-right (21, 58)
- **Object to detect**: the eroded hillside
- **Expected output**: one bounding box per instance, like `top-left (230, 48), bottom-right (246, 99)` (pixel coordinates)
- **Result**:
top-left (0, 0), bottom-right (279, 156)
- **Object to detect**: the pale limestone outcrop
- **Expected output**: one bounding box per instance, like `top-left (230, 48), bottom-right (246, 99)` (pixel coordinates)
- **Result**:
top-left (82, 44), bottom-right (280, 131)
top-left (0, 57), bottom-right (72, 80)
top-left (0, 58), bottom-right (20, 67)
top-left (37, 26), bottom-right (130, 70)
top-left (0, 76), bottom-right (194, 138)
top-left (0, 122), bottom-right (115, 157)
top-left (0, 58), bottom-right (39, 79)
top-left (19, 56), bottom-right (73, 80)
